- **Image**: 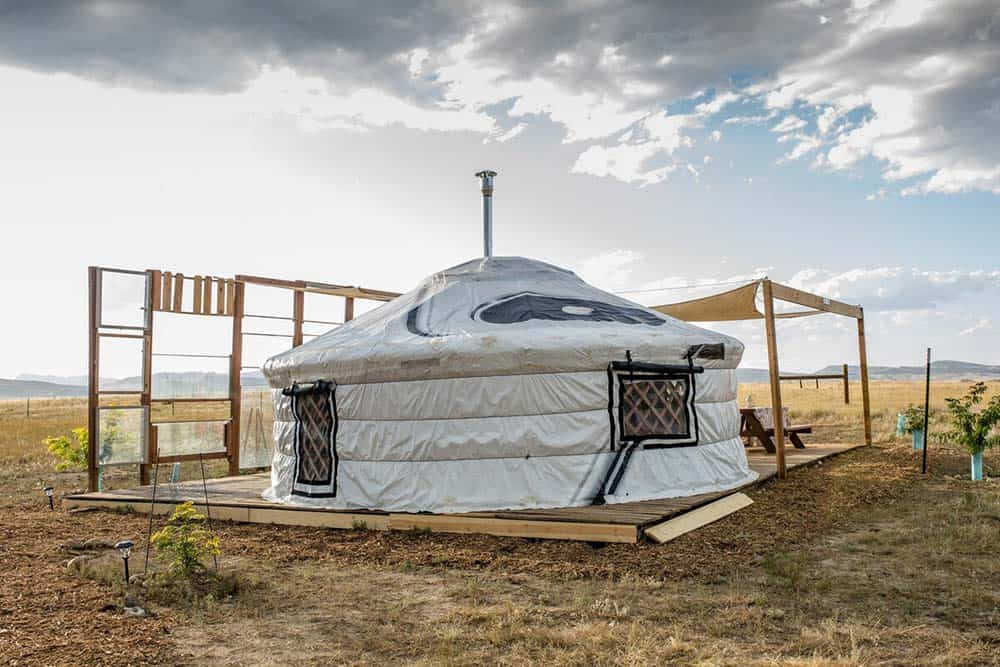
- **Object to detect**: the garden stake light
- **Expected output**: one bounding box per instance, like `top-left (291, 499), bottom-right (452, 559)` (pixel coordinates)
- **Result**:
top-left (115, 540), bottom-right (134, 583)
top-left (43, 485), bottom-right (54, 510)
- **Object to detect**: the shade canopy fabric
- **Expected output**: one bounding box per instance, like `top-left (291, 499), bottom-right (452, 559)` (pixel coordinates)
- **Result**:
top-left (652, 281), bottom-right (819, 322)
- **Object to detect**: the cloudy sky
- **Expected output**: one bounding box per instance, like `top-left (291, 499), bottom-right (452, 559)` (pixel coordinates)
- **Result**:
top-left (1, 0), bottom-right (999, 378)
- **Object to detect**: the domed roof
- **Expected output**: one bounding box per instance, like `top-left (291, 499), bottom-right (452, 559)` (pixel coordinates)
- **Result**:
top-left (263, 256), bottom-right (743, 387)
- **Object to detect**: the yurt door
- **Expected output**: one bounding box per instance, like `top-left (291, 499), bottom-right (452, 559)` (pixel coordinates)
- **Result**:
top-left (284, 381), bottom-right (338, 498)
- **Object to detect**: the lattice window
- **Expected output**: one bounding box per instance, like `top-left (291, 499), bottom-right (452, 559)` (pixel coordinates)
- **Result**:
top-left (288, 383), bottom-right (337, 497)
top-left (619, 376), bottom-right (693, 442)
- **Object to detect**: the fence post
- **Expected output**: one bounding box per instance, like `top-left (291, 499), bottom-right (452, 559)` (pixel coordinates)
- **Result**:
top-left (842, 363), bottom-right (850, 404)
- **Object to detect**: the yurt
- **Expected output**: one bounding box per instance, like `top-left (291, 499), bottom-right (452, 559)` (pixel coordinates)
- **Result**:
top-left (262, 253), bottom-right (757, 513)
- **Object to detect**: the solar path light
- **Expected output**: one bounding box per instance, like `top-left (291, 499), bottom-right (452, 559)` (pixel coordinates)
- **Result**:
top-left (115, 540), bottom-right (134, 583)
top-left (43, 485), bottom-right (54, 510)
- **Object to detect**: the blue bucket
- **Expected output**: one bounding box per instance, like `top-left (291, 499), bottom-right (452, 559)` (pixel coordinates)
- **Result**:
top-left (911, 429), bottom-right (924, 451)
top-left (971, 452), bottom-right (984, 481)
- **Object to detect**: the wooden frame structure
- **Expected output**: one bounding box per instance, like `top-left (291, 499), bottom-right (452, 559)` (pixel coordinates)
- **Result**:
top-left (67, 443), bottom-right (862, 543)
top-left (86, 266), bottom-right (399, 492)
top-left (780, 363), bottom-right (850, 404)
top-left (653, 279), bottom-right (871, 479)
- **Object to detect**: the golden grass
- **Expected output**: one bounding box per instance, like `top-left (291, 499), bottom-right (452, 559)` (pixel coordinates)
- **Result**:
top-left (3, 382), bottom-right (1000, 664)
top-left (165, 469), bottom-right (1000, 665)
top-left (740, 379), bottom-right (1000, 445)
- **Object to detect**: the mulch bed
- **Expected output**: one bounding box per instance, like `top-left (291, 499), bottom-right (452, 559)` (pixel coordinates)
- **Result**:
top-left (0, 442), bottom-right (955, 665)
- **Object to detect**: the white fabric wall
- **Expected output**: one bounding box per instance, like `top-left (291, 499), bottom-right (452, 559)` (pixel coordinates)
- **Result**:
top-left (264, 368), bottom-right (755, 513)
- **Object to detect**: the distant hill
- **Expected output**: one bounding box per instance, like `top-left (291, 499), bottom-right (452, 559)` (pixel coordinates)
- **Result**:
top-left (6, 362), bottom-right (999, 399)
top-left (739, 360), bottom-right (1000, 384)
top-left (815, 360), bottom-right (1000, 380)
top-left (0, 378), bottom-right (88, 399)
top-left (3, 370), bottom-right (269, 399)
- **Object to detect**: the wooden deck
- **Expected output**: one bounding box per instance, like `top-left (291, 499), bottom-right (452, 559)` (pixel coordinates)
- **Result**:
top-left (65, 443), bottom-right (862, 544)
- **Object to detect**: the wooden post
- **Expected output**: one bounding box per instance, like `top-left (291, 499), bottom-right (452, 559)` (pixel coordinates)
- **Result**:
top-left (842, 363), bottom-right (850, 405)
top-left (344, 296), bottom-right (355, 322)
top-left (762, 280), bottom-right (787, 479)
top-left (857, 310), bottom-right (872, 446)
top-left (193, 276), bottom-right (203, 313)
top-left (162, 271), bottom-right (173, 312)
top-left (228, 280), bottom-right (245, 476)
top-left (292, 287), bottom-right (305, 347)
top-left (87, 267), bottom-right (100, 492)
top-left (172, 273), bottom-right (184, 312)
top-left (140, 275), bottom-right (154, 486)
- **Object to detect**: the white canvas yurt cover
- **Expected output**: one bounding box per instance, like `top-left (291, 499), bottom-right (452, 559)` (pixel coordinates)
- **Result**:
top-left (262, 256), bottom-right (756, 513)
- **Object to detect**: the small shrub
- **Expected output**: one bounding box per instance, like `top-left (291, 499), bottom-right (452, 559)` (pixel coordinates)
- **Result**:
top-left (900, 405), bottom-right (926, 434)
top-left (151, 501), bottom-right (220, 578)
top-left (942, 382), bottom-right (1000, 456)
top-left (45, 427), bottom-right (88, 471)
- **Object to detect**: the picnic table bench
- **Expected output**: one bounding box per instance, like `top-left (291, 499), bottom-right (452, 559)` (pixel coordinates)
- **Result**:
top-left (739, 407), bottom-right (811, 453)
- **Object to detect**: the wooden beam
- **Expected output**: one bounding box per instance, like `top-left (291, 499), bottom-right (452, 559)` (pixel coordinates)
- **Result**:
top-left (344, 296), bottom-right (355, 322)
top-left (202, 275), bottom-right (213, 314)
top-left (140, 310), bottom-right (153, 486)
top-left (857, 311), bottom-right (872, 445)
top-left (192, 276), bottom-right (203, 313)
top-left (225, 279), bottom-right (235, 316)
top-left (87, 267), bottom-right (99, 492)
top-left (150, 270), bottom-right (162, 311)
top-left (778, 373), bottom-right (844, 381)
top-left (292, 288), bottom-right (304, 347)
top-left (388, 513), bottom-right (637, 543)
top-left (153, 451), bottom-right (228, 464)
top-left (172, 273), bottom-right (184, 312)
top-left (216, 278), bottom-right (225, 315)
top-left (235, 274), bottom-right (400, 302)
top-left (762, 280), bottom-right (787, 479)
top-left (228, 281), bottom-right (245, 475)
top-left (769, 281), bottom-right (862, 319)
top-left (643, 493), bottom-right (753, 544)
top-left (162, 271), bottom-right (173, 312)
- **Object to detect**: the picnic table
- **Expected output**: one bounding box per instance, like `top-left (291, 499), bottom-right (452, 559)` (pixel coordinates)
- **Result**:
top-left (739, 407), bottom-right (811, 453)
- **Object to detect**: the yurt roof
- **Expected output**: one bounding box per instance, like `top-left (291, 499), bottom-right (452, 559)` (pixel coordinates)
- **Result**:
top-left (262, 256), bottom-right (744, 387)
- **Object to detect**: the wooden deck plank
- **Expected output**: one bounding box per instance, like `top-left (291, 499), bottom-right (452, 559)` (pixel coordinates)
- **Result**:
top-left (644, 493), bottom-right (754, 544)
top-left (64, 442), bottom-right (863, 542)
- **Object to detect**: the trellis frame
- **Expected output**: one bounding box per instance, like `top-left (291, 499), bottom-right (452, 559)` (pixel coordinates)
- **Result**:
top-left (86, 266), bottom-right (399, 492)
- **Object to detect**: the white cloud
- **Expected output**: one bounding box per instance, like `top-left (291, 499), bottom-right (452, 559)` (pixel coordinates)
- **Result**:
top-left (695, 91), bottom-right (740, 116)
top-left (570, 112), bottom-right (697, 185)
top-left (575, 250), bottom-right (644, 290)
top-left (771, 115), bottom-right (807, 133)
top-left (787, 267), bottom-right (1000, 311)
top-left (960, 316), bottom-right (992, 336)
top-left (865, 188), bottom-right (887, 200)
top-left (240, 66), bottom-right (495, 134)
top-left (484, 123), bottom-right (526, 143)
top-left (756, 0), bottom-right (1000, 194)
top-left (710, 130), bottom-right (722, 142)
top-left (2, 0), bottom-right (997, 193)
top-left (779, 134), bottom-right (822, 162)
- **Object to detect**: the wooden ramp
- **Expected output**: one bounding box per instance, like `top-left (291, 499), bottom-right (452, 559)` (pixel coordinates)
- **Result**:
top-left (65, 443), bottom-right (861, 544)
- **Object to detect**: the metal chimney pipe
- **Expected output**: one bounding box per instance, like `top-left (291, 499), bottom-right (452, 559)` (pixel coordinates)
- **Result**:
top-left (475, 170), bottom-right (497, 257)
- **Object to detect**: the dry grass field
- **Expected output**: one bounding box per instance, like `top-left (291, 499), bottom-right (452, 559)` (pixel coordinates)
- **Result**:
top-left (1, 380), bottom-right (999, 665)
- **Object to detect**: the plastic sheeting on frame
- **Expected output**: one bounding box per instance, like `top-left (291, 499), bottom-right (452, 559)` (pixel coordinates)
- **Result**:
top-left (97, 406), bottom-right (148, 466)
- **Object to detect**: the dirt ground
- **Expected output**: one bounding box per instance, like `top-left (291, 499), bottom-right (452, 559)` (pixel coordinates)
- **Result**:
top-left (2, 439), bottom-right (999, 666)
